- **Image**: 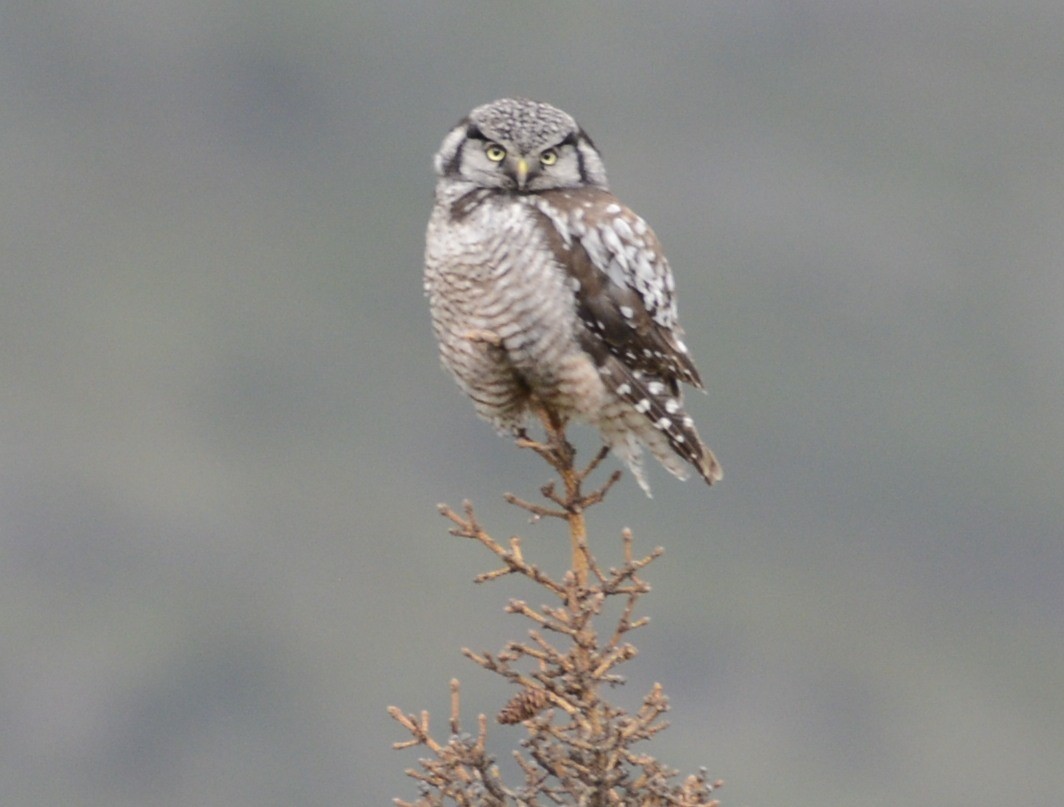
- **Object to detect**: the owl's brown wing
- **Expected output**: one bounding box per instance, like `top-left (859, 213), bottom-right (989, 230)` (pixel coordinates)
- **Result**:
top-left (533, 187), bottom-right (703, 391)
top-left (530, 187), bottom-right (721, 487)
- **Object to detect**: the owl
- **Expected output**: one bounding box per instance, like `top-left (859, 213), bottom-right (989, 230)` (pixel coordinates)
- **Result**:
top-left (424, 98), bottom-right (721, 494)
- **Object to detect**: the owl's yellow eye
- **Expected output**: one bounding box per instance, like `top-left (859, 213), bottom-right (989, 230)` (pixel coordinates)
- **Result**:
top-left (539, 149), bottom-right (558, 166)
top-left (484, 143), bottom-right (507, 162)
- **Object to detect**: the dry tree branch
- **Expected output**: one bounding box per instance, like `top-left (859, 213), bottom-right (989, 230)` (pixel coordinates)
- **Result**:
top-left (390, 419), bottom-right (722, 806)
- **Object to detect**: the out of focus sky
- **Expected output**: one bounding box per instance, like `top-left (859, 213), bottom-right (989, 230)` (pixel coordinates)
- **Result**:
top-left (2, 3), bottom-right (1062, 806)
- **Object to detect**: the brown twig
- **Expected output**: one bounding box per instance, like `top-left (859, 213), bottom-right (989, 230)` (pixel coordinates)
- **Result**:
top-left (391, 414), bottom-right (722, 806)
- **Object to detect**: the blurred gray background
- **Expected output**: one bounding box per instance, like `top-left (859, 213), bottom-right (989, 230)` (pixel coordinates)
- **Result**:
top-left (2, 3), bottom-right (1062, 805)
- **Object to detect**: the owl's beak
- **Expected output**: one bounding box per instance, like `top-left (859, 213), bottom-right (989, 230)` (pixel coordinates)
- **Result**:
top-left (513, 156), bottom-right (531, 190)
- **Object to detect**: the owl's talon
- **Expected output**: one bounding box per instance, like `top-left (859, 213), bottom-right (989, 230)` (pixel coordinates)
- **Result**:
top-left (462, 329), bottom-right (502, 347)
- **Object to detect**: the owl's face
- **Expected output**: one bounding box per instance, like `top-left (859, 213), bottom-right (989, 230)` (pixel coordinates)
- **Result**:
top-left (434, 98), bottom-right (608, 194)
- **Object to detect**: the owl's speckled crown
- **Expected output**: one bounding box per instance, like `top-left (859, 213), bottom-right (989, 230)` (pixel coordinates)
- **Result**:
top-left (468, 98), bottom-right (579, 154)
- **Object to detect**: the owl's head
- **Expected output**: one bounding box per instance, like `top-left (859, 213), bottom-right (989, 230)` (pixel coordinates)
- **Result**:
top-left (434, 98), bottom-right (608, 193)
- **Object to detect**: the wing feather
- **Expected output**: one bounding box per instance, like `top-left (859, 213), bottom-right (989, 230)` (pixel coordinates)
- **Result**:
top-left (534, 188), bottom-right (703, 389)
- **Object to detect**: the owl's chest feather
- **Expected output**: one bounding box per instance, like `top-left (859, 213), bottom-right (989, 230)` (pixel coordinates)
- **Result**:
top-left (427, 196), bottom-right (591, 394)
top-left (431, 199), bottom-right (575, 323)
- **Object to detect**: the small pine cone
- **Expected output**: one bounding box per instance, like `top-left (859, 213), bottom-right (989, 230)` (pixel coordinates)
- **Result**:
top-left (497, 687), bottom-right (549, 724)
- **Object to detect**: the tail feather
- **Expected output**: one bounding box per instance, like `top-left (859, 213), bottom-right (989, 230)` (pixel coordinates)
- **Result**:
top-left (598, 355), bottom-right (722, 490)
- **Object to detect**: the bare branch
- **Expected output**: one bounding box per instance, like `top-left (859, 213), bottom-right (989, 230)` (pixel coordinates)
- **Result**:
top-left (393, 418), bottom-right (723, 806)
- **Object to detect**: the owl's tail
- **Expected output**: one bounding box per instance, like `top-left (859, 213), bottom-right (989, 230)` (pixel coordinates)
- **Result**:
top-left (596, 356), bottom-right (722, 495)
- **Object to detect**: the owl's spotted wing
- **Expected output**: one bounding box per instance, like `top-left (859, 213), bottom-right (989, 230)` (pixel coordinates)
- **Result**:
top-left (533, 188), bottom-right (702, 390)
top-left (531, 187), bottom-right (721, 487)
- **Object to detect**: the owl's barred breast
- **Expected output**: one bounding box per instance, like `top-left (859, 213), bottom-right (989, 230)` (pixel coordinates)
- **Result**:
top-left (425, 195), bottom-right (608, 432)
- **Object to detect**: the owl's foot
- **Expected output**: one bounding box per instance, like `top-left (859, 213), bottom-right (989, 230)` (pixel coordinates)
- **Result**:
top-left (462, 329), bottom-right (502, 347)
